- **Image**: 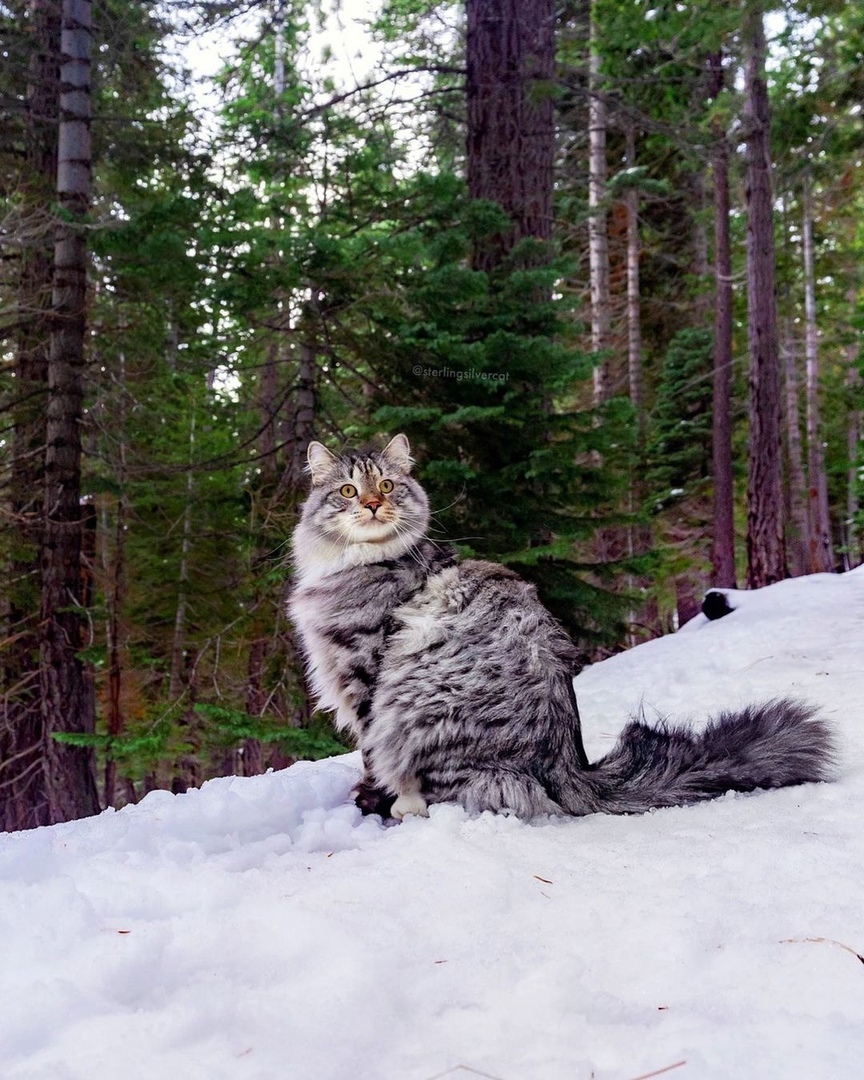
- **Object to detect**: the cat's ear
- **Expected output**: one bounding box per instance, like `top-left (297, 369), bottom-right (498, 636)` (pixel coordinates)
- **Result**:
top-left (381, 433), bottom-right (413, 475)
top-left (306, 441), bottom-right (338, 485)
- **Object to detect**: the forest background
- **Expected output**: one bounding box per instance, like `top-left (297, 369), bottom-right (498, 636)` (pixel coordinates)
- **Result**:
top-left (1, 0), bottom-right (862, 831)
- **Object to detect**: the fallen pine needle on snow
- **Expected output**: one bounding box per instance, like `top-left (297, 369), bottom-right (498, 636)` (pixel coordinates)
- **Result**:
top-left (424, 1067), bottom-right (508, 1080)
top-left (627, 1061), bottom-right (687, 1080)
top-left (780, 936), bottom-right (864, 966)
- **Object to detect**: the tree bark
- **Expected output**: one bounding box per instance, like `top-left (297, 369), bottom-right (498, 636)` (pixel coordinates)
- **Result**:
top-left (743, 6), bottom-right (787, 588)
top-left (1, 0), bottom-right (61, 832)
top-left (39, 0), bottom-right (100, 822)
top-left (801, 170), bottom-right (833, 572)
top-left (844, 290), bottom-right (862, 568)
top-left (781, 321), bottom-right (810, 577)
top-left (103, 350), bottom-right (128, 809)
top-left (587, 3), bottom-right (611, 402)
top-left (708, 52), bottom-right (737, 589)
top-left (624, 123), bottom-right (643, 444)
top-left (466, 0), bottom-right (555, 272)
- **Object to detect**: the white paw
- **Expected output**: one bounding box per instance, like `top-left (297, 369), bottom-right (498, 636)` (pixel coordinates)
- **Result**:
top-left (391, 792), bottom-right (429, 820)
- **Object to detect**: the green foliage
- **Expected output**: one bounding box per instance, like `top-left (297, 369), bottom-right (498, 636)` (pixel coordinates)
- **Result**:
top-left (193, 705), bottom-right (348, 760)
top-left (647, 328), bottom-right (714, 509)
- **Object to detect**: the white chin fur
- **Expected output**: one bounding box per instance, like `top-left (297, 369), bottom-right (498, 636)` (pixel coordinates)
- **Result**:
top-left (292, 519), bottom-right (421, 584)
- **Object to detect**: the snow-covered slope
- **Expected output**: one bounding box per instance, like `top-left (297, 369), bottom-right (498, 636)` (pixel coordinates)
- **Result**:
top-left (2, 569), bottom-right (863, 1080)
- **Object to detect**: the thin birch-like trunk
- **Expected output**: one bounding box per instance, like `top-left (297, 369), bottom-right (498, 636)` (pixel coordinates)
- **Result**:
top-left (624, 124), bottom-right (643, 443)
top-left (844, 287), bottom-right (862, 567)
top-left (588, 3), bottom-right (611, 403)
top-left (781, 322), bottom-right (810, 577)
top-left (801, 171), bottom-right (833, 572)
top-left (103, 351), bottom-right (128, 808)
top-left (708, 52), bottom-right (736, 588)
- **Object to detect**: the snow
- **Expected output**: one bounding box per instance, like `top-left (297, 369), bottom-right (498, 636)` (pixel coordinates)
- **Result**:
top-left (2, 569), bottom-right (864, 1080)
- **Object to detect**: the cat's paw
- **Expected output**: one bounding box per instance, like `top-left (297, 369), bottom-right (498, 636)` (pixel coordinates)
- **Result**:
top-left (391, 792), bottom-right (429, 820)
top-left (353, 780), bottom-right (396, 818)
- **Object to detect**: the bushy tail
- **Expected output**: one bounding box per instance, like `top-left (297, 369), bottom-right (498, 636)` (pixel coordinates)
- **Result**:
top-left (565, 698), bottom-right (837, 816)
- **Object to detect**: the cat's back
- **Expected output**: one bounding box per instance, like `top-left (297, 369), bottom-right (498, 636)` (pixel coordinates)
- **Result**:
top-left (389, 556), bottom-right (580, 670)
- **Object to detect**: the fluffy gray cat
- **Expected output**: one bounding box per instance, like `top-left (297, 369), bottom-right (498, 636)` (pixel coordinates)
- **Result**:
top-left (290, 433), bottom-right (836, 821)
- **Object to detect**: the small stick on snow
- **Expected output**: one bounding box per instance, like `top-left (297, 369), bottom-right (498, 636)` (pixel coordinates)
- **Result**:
top-left (628, 1061), bottom-right (687, 1080)
top-left (780, 936), bottom-right (864, 966)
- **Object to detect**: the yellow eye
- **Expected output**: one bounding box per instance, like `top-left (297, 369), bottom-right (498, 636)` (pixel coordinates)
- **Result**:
top-left (378, 478), bottom-right (394, 494)
top-left (339, 484), bottom-right (357, 498)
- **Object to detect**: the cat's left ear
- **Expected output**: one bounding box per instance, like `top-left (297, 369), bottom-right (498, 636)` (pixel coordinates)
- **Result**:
top-left (307, 441), bottom-right (338, 485)
top-left (381, 433), bottom-right (413, 475)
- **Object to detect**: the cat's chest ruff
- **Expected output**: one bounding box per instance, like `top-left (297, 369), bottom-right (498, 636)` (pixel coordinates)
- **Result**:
top-left (389, 566), bottom-right (462, 652)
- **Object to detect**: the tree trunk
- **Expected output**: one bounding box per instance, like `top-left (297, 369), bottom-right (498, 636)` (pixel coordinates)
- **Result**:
top-left (801, 170), bottom-right (833, 572)
top-left (781, 322), bottom-right (810, 577)
top-left (846, 372), bottom-right (862, 567)
top-left (708, 52), bottom-right (736, 589)
top-left (39, 0), bottom-right (100, 823)
top-left (844, 295), bottom-right (862, 568)
top-left (743, 6), bottom-right (786, 588)
top-left (1, 0), bottom-right (61, 832)
top-left (624, 123), bottom-right (643, 444)
top-left (103, 351), bottom-right (128, 809)
top-left (169, 412), bottom-right (195, 702)
top-left (465, 0), bottom-right (555, 272)
top-left (587, 2), bottom-right (611, 402)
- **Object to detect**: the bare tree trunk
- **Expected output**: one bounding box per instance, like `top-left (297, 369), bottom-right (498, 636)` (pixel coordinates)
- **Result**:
top-left (588, 3), bottom-right (611, 402)
top-left (846, 375), bottom-right (862, 567)
top-left (39, 0), bottom-right (100, 822)
top-left (103, 351), bottom-right (128, 809)
top-left (624, 123), bottom-right (643, 444)
top-left (743, 5), bottom-right (786, 588)
top-left (1, 0), bottom-right (60, 832)
top-left (466, 0), bottom-right (555, 272)
top-left (169, 412), bottom-right (195, 703)
top-left (781, 323), bottom-right (810, 577)
top-left (844, 292), bottom-right (862, 567)
top-left (708, 52), bottom-right (736, 589)
top-left (801, 171), bottom-right (833, 572)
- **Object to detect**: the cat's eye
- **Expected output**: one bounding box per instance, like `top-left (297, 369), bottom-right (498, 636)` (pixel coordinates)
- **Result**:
top-left (378, 479), bottom-right (394, 494)
top-left (339, 484), bottom-right (357, 498)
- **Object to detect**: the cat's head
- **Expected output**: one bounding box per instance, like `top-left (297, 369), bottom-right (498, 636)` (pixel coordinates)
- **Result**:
top-left (292, 434), bottom-right (429, 578)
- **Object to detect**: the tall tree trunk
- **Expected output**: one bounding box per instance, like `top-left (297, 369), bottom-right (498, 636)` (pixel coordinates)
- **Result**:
top-left (169, 412), bottom-right (195, 703)
top-left (103, 350), bottom-right (128, 809)
top-left (743, 5), bottom-right (786, 588)
top-left (844, 290), bottom-right (862, 568)
top-left (801, 170), bottom-right (833, 572)
top-left (708, 52), bottom-right (736, 589)
top-left (1, 0), bottom-right (60, 832)
top-left (624, 123), bottom-right (643, 445)
top-left (39, 0), bottom-right (99, 822)
top-left (846, 369), bottom-right (862, 567)
top-left (781, 322), bottom-right (810, 578)
top-left (587, 2), bottom-right (611, 403)
top-left (777, 195), bottom-right (809, 577)
top-left (465, 0), bottom-right (555, 272)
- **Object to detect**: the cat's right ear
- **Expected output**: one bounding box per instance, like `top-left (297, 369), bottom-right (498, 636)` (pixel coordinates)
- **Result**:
top-left (306, 441), bottom-right (338, 485)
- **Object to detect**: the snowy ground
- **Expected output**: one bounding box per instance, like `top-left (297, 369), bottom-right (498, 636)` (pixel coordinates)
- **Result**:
top-left (2, 569), bottom-right (863, 1080)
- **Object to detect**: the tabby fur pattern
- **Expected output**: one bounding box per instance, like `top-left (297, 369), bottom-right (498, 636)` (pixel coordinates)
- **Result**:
top-left (289, 434), bottom-right (836, 820)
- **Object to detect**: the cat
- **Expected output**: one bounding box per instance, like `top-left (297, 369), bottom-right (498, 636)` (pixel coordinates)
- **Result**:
top-left (289, 433), bottom-right (836, 821)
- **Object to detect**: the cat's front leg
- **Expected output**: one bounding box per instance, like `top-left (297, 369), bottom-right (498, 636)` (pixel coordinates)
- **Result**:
top-left (353, 752), bottom-right (397, 818)
top-left (390, 776), bottom-right (429, 820)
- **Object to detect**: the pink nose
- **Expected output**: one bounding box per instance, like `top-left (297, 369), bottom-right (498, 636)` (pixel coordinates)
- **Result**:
top-left (363, 497), bottom-right (382, 512)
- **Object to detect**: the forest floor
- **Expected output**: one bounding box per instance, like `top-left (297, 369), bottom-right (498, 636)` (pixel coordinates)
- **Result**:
top-left (1, 567), bottom-right (863, 1080)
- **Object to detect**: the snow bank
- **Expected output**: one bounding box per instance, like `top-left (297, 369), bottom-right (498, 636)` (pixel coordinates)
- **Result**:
top-left (2, 569), bottom-right (863, 1080)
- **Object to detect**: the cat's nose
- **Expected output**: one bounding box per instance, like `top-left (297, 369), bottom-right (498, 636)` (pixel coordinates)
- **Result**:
top-left (363, 497), bottom-right (382, 514)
